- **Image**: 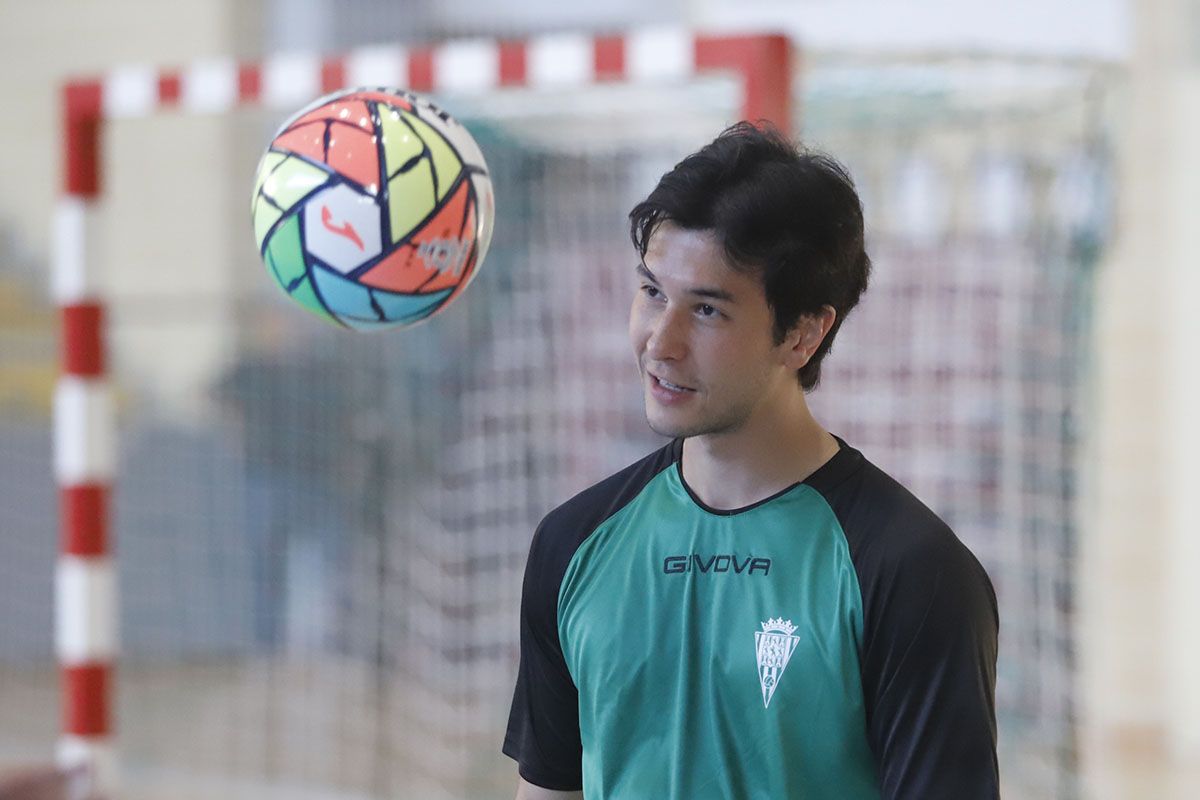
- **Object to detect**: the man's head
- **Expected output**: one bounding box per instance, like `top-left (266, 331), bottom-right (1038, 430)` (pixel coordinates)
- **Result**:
top-left (629, 122), bottom-right (870, 392)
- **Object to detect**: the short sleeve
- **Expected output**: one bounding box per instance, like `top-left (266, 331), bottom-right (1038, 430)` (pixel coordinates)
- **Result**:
top-left (858, 527), bottom-right (1000, 800)
top-left (502, 519), bottom-right (584, 790)
top-left (501, 441), bottom-right (677, 791)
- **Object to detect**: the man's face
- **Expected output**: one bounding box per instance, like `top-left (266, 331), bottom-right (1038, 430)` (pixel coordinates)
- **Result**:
top-left (629, 222), bottom-right (795, 440)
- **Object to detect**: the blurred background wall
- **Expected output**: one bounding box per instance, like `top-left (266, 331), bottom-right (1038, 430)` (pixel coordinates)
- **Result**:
top-left (1082, 1), bottom-right (1200, 794)
top-left (2, 1), bottom-right (1197, 799)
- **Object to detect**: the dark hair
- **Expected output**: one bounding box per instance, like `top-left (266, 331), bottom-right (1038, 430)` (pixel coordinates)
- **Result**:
top-left (629, 122), bottom-right (870, 391)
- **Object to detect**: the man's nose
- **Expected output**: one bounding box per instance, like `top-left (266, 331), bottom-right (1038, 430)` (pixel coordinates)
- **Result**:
top-left (645, 308), bottom-right (687, 361)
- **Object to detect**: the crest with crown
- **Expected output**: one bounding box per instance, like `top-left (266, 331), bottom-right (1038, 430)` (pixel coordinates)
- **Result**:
top-left (760, 617), bottom-right (798, 636)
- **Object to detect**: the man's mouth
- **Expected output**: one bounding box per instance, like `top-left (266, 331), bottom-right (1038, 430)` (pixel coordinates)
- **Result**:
top-left (650, 373), bottom-right (696, 393)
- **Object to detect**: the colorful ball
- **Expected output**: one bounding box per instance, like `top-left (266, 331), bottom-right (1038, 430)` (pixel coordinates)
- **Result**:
top-left (251, 88), bottom-right (495, 330)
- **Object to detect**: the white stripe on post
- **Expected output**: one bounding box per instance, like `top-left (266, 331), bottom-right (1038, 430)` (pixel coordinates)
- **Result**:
top-left (56, 557), bottom-right (118, 663)
top-left (434, 39), bottom-right (500, 93)
top-left (57, 736), bottom-right (117, 793)
top-left (182, 58), bottom-right (238, 114)
top-left (263, 52), bottom-right (321, 109)
top-left (51, 199), bottom-right (95, 304)
top-left (528, 33), bottom-right (594, 88)
top-left (627, 27), bottom-right (693, 82)
top-left (54, 377), bottom-right (116, 485)
top-left (102, 65), bottom-right (158, 119)
top-left (346, 45), bottom-right (409, 89)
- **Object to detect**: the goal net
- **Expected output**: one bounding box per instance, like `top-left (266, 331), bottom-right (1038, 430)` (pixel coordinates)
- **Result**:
top-left (804, 53), bottom-right (1112, 799)
top-left (0, 35), bottom-right (1111, 800)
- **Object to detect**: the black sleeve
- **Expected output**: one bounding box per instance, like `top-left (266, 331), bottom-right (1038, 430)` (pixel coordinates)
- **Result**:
top-left (501, 441), bottom-right (676, 790)
top-left (856, 521), bottom-right (1000, 800)
top-left (502, 517), bottom-right (584, 791)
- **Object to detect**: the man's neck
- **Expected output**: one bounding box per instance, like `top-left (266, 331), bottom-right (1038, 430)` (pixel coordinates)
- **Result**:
top-left (680, 396), bottom-right (839, 511)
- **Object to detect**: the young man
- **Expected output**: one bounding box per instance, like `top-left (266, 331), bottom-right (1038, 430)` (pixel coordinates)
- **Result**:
top-left (503, 123), bottom-right (999, 799)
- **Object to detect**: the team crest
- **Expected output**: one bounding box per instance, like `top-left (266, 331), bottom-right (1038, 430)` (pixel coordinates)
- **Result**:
top-left (755, 617), bottom-right (800, 709)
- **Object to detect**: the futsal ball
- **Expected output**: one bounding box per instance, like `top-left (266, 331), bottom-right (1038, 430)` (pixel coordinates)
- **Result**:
top-left (251, 88), bottom-right (494, 330)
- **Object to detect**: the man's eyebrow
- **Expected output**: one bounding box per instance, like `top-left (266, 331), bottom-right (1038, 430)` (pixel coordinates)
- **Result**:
top-left (635, 262), bottom-right (737, 303)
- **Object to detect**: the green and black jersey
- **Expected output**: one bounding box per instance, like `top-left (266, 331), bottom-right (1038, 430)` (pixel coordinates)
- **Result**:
top-left (503, 437), bottom-right (998, 799)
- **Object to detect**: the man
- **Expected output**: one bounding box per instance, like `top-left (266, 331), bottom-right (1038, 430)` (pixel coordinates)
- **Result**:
top-left (502, 123), bottom-right (999, 799)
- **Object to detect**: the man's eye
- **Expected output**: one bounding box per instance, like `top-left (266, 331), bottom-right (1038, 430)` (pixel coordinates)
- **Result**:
top-left (697, 304), bottom-right (718, 317)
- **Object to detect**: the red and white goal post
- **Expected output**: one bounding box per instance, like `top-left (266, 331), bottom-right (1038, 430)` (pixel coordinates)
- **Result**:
top-left (54, 28), bottom-right (792, 793)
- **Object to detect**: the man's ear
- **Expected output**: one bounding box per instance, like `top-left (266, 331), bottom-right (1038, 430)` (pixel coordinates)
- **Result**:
top-left (781, 305), bottom-right (837, 370)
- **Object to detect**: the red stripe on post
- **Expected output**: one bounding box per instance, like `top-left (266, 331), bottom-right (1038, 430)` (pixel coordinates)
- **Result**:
top-left (158, 73), bottom-right (181, 106)
top-left (63, 663), bottom-right (110, 736)
top-left (593, 36), bottom-right (625, 80)
top-left (62, 485), bottom-right (108, 556)
top-left (62, 303), bottom-right (105, 376)
top-left (408, 48), bottom-right (434, 92)
top-left (694, 34), bottom-right (793, 134)
top-left (237, 63), bottom-right (261, 103)
top-left (498, 41), bottom-right (527, 86)
top-left (62, 81), bottom-right (103, 197)
top-left (321, 58), bottom-right (346, 93)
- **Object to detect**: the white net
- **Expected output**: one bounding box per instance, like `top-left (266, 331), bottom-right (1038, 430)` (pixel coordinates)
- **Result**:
top-left (0, 50), bottom-right (1113, 800)
top-left (803, 54), bottom-right (1113, 800)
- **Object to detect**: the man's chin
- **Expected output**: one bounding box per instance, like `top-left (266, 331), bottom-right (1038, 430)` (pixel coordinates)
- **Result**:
top-left (644, 400), bottom-right (746, 441)
top-left (644, 409), bottom-right (697, 440)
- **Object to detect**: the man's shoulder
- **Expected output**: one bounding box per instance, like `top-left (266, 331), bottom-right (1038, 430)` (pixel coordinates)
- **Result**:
top-left (524, 440), bottom-right (676, 579)
top-left (812, 444), bottom-right (993, 601)
top-left (539, 440), bottom-right (676, 540)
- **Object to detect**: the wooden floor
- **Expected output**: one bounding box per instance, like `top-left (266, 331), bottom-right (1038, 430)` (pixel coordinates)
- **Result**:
top-left (0, 659), bottom-right (514, 800)
top-left (1083, 729), bottom-right (1200, 800)
top-left (5, 662), bottom-right (1199, 799)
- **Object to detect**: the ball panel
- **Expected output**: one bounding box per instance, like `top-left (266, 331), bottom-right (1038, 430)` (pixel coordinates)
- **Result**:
top-left (404, 111), bottom-right (463, 201)
top-left (302, 184), bottom-right (383, 274)
top-left (252, 151), bottom-right (287, 207)
top-left (289, 275), bottom-right (338, 325)
top-left (403, 178), bottom-right (473, 294)
top-left (336, 289), bottom-right (450, 330)
top-left (326, 123), bottom-right (381, 191)
top-left (379, 107), bottom-right (426, 180)
top-left (387, 160), bottom-right (437, 242)
top-left (357, 244), bottom-right (421, 293)
top-left (437, 241), bottom-right (480, 311)
top-left (264, 248), bottom-right (285, 288)
top-left (272, 122), bottom-right (327, 165)
top-left (289, 99), bottom-right (377, 134)
top-left (346, 90), bottom-right (414, 110)
top-left (359, 179), bottom-right (472, 293)
top-left (311, 265), bottom-right (379, 320)
top-left (264, 213), bottom-right (307, 288)
top-left (372, 285), bottom-right (452, 323)
top-left (253, 195), bottom-right (283, 253)
top-left (469, 171), bottom-right (495, 262)
top-left (412, 98), bottom-right (488, 172)
top-left (261, 156), bottom-right (332, 213)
